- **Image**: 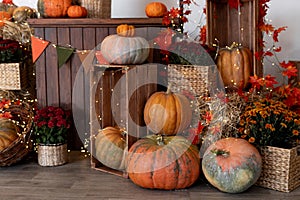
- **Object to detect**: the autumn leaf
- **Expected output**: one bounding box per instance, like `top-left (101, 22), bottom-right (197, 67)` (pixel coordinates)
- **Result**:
top-left (249, 75), bottom-right (263, 90)
top-left (273, 26), bottom-right (287, 42)
top-left (280, 61), bottom-right (294, 69)
top-left (264, 74), bottom-right (278, 88)
top-left (282, 66), bottom-right (298, 78)
top-left (199, 25), bottom-right (206, 45)
top-left (264, 51), bottom-right (274, 57)
top-left (259, 23), bottom-right (274, 34)
top-left (273, 46), bottom-right (282, 52)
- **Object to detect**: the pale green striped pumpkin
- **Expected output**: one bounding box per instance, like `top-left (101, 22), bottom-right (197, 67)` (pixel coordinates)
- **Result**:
top-left (100, 34), bottom-right (150, 65)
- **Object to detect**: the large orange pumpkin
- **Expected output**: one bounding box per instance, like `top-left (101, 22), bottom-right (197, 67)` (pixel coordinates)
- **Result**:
top-left (217, 45), bottom-right (253, 89)
top-left (143, 87), bottom-right (192, 136)
top-left (145, 2), bottom-right (167, 18)
top-left (101, 34), bottom-right (150, 64)
top-left (94, 126), bottom-right (128, 170)
top-left (202, 137), bottom-right (262, 193)
top-left (0, 118), bottom-right (18, 151)
top-left (127, 134), bottom-right (200, 190)
top-left (37, 0), bottom-right (72, 18)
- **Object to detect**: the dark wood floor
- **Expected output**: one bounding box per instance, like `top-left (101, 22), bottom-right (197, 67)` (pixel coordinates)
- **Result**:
top-left (0, 151), bottom-right (299, 200)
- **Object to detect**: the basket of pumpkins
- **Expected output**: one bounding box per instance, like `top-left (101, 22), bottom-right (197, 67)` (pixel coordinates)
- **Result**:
top-left (0, 94), bottom-right (34, 166)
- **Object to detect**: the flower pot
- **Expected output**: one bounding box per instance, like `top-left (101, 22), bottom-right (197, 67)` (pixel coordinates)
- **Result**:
top-left (256, 146), bottom-right (300, 192)
top-left (38, 143), bottom-right (68, 167)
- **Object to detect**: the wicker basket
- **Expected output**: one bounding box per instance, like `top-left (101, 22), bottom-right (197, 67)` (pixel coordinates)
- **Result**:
top-left (256, 146), bottom-right (300, 192)
top-left (80, 0), bottom-right (111, 18)
top-left (38, 143), bottom-right (68, 167)
top-left (167, 64), bottom-right (218, 97)
top-left (0, 63), bottom-right (23, 90)
top-left (0, 103), bottom-right (34, 167)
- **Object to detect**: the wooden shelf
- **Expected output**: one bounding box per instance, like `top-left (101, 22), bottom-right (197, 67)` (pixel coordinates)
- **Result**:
top-left (28, 18), bottom-right (163, 28)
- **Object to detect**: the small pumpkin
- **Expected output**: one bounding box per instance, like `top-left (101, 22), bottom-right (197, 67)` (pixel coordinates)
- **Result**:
top-left (145, 2), bottom-right (167, 18)
top-left (67, 5), bottom-right (87, 18)
top-left (117, 24), bottom-right (135, 37)
top-left (37, 0), bottom-right (72, 18)
top-left (0, 118), bottom-right (18, 151)
top-left (0, 11), bottom-right (11, 26)
top-left (217, 44), bottom-right (253, 89)
top-left (101, 34), bottom-right (150, 65)
top-left (143, 87), bottom-right (192, 136)
top-left (12, 6), bottom-right (37, 23)
top-left (202, 137), bottom-right (262, 193)
top-left (94, 126), bottom-right (128, 170)
top-left (127, 134), bottom-right (200, 190)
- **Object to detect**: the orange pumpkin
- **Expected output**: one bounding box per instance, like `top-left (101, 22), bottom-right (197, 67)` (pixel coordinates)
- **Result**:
top-left (116, 24), bottom-right (135, 37)
top-left (0, 118), bottom-right (18, 151)
top-left (37, 0), bottom-right (72, 18)
top-left (67, 5), bottom-right (87, 18)
top-left (143, 87), bottom-right (192, 135)
top-left (217, 44), bottom-right (253, 89)
top-left (0, 11), bottom-right (11, 26)
top-left (145, 2), bottom-right (167, 18)
top-left (127, 134), bottom-right (200, 190)
top-left (202, 138), bottom-right (262, 193)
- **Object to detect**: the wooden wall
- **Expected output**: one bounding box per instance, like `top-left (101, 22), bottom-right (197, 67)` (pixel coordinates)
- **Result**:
top-left (28, 18), bottom-right (164, 150)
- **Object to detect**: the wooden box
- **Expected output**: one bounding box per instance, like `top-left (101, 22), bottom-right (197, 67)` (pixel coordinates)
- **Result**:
top-left (206, 0), bottom-right (263, 77)
top-left (89, 64), bottom-right (159, 177)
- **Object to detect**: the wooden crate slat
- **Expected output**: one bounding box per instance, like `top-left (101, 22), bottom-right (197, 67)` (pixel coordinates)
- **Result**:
top-left (57, 27), bottom-right (72, 110)
top-left (45, 27), bottom-right (60, 106)
top-left (34, 27), bottom-right (47, 108)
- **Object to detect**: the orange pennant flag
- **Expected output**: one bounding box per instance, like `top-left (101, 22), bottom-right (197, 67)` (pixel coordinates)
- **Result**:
top-left (31, 35), bottom-right (50, 63)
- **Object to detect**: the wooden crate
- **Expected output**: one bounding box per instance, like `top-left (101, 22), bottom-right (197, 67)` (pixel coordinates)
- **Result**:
top-left (28, 18), bottom-right (164, 150)
top-left (206, 0), bottom-right (263, 77)
top-left (89, 64), bottom-right (159, 177)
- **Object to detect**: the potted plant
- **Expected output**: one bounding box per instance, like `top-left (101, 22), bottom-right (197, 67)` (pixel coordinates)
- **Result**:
top-left (33, 106), bottom-right (71, 166)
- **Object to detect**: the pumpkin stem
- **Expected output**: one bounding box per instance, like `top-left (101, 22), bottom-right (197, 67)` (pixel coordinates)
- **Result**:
top-left (166, 84), bottom-right (173, 95)
top-left (211, 149), bottom-right (230, 157)
top-left (156, 134), bottom-right (165, 146)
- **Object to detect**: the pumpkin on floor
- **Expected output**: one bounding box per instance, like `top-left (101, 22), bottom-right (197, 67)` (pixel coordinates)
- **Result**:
top-left (37, 0), bottom-right (72, 18)
top-left (202, 137), bottom-right (262, 193)
top-left (145, 2), bottom-right (167, 18)
top-left (127, 134), bottom-right (200, 190)
top-left (216, 44), bottom-right (253, 89)
top-left (100, 34), bottom-right (150, 64)
top-left (143, 87), bottom-right (192, 136)
top-left (0, 118), bottom-right (18, 151)
top-left (94, 126), bottom-right (128, 171)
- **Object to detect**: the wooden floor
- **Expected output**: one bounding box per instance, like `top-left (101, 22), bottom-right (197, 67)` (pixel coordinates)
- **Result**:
top-left (0, 151), bottom-right (299, 200)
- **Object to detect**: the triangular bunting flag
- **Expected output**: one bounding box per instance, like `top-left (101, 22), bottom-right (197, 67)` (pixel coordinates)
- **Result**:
top-left (31, 35), bottom-right (50, 63)
top-left (95, 51), bottom-right (109, 65)
top-left (56, 45), bottom-right (76, 68)
top-left (77, 50), bottom-right (94, 73)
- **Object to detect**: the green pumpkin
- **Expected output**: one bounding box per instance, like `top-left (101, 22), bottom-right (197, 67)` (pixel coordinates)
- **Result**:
top-left (202, 138), bottom-right (262, 193)
top-left (100, 34), bottom-right (150, 65)
top-left (94, 126), bottom-right (127, 171)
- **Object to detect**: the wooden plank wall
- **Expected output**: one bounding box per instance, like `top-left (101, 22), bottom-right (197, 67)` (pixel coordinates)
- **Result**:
top-left (29, 18), bottom-right (164, 150)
